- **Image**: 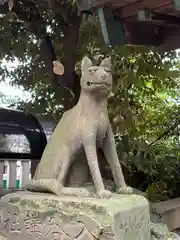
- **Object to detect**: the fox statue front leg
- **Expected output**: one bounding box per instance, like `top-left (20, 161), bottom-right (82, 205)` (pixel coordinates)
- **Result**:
top-left (83, 133), bottom-right (112, 199)
top-left (102, 125), bottom-right (133, 194)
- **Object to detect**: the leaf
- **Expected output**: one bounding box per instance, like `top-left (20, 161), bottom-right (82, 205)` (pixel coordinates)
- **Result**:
top-left (53, 61), bottom-right (64, 75)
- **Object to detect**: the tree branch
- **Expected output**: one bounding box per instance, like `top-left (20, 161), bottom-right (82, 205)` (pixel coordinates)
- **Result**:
top-left (9, 0), bottom-right (64, 87)
top-left (1, 0), bottom-right (82, 107)
top-left (150, 114), bottom-right (180, 145)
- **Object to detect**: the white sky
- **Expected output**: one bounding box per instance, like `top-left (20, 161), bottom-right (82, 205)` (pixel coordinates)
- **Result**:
top-left (0, 59), bottom-right (30, 103)
top-left (0, 81), bottom-right (26, 98)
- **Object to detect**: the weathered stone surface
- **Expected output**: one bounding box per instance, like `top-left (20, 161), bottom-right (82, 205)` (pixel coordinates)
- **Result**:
top-left (0, 236), bottom-right (7, 240)
top-left (0, 191), bottom-right (151, 240)
top-left (150, 212), bottom-right (169, 239)
top-left (26, 56), bottom-right (133, 198)
top-left (63, 222), bottom-right (84, 238)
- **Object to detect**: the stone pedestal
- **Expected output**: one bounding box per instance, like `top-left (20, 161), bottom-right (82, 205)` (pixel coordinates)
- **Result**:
top-left (0, 191), bottom-right (150, 240)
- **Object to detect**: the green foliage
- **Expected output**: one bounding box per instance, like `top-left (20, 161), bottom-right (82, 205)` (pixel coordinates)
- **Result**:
top-left (113, 127), bottom-right (180, 201)
top-left (83, 43), bottom-right (180, 202)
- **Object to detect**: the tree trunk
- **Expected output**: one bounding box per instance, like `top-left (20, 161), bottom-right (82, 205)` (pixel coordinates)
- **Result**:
top-left (39, 12), bottom-right (82, 110)
top-left (62, 14), bottom-right (82, 108)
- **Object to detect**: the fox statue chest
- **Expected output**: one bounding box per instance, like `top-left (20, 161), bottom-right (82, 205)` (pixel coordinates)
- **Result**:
top-left (97, 112), bottom-right (109, 146)
top-left (81, 110), bottom-right (109, 147)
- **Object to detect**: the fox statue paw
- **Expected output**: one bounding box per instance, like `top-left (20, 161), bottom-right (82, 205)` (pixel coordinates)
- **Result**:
top-left (118, 186), bottom-right (133, 195)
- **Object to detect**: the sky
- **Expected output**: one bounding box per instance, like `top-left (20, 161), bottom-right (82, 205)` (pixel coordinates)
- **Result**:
top-left (0, 81), bottom-right (30, 108)
top-left (0, 59), bottom-right (30, 105)
top-left (0, 79), bottom-right (30, 108)
top-left (0, 81), bottom-right (27, 98)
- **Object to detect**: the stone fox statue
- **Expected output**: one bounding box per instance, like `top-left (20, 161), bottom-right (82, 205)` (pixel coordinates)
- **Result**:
top-left (26, 56), bottom-right (132, 198)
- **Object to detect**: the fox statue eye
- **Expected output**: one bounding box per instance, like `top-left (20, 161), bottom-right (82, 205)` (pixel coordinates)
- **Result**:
top-left (89, 68), bottom-right (97, 73)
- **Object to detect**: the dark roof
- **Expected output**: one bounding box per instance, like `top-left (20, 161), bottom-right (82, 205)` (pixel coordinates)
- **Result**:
top-left (0, 108), bottom-right (47, 159)
top-left (77, 0), bottom-right (180, 50)
top-left (79, 0), bottom-right (180, 19)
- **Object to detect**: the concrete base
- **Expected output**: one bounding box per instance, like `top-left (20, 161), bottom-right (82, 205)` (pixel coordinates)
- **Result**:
top-left (0, 191), bottom-right (151, 240)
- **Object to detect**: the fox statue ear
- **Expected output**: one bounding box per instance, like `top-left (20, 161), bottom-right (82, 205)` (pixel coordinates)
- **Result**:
top-left (100, 57), bottom-right (112, 69)
top-left (53, 61), bottom-right (64, 75)
top-left (81, 56), bottom-right (92, 72)
top-left (8, 0), bottom-right (14, 11)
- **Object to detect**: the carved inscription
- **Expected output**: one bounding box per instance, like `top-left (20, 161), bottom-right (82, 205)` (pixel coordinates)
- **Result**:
top-left (0, 204), bottom-right (103, 240)
top-left (115, 207), bottom-right (150, 239)
top-left (0, 204), bottom-right (21, 234)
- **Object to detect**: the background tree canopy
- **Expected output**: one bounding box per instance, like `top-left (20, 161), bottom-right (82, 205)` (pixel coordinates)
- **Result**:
top-left (0, 0), bottom-right (180, 201)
